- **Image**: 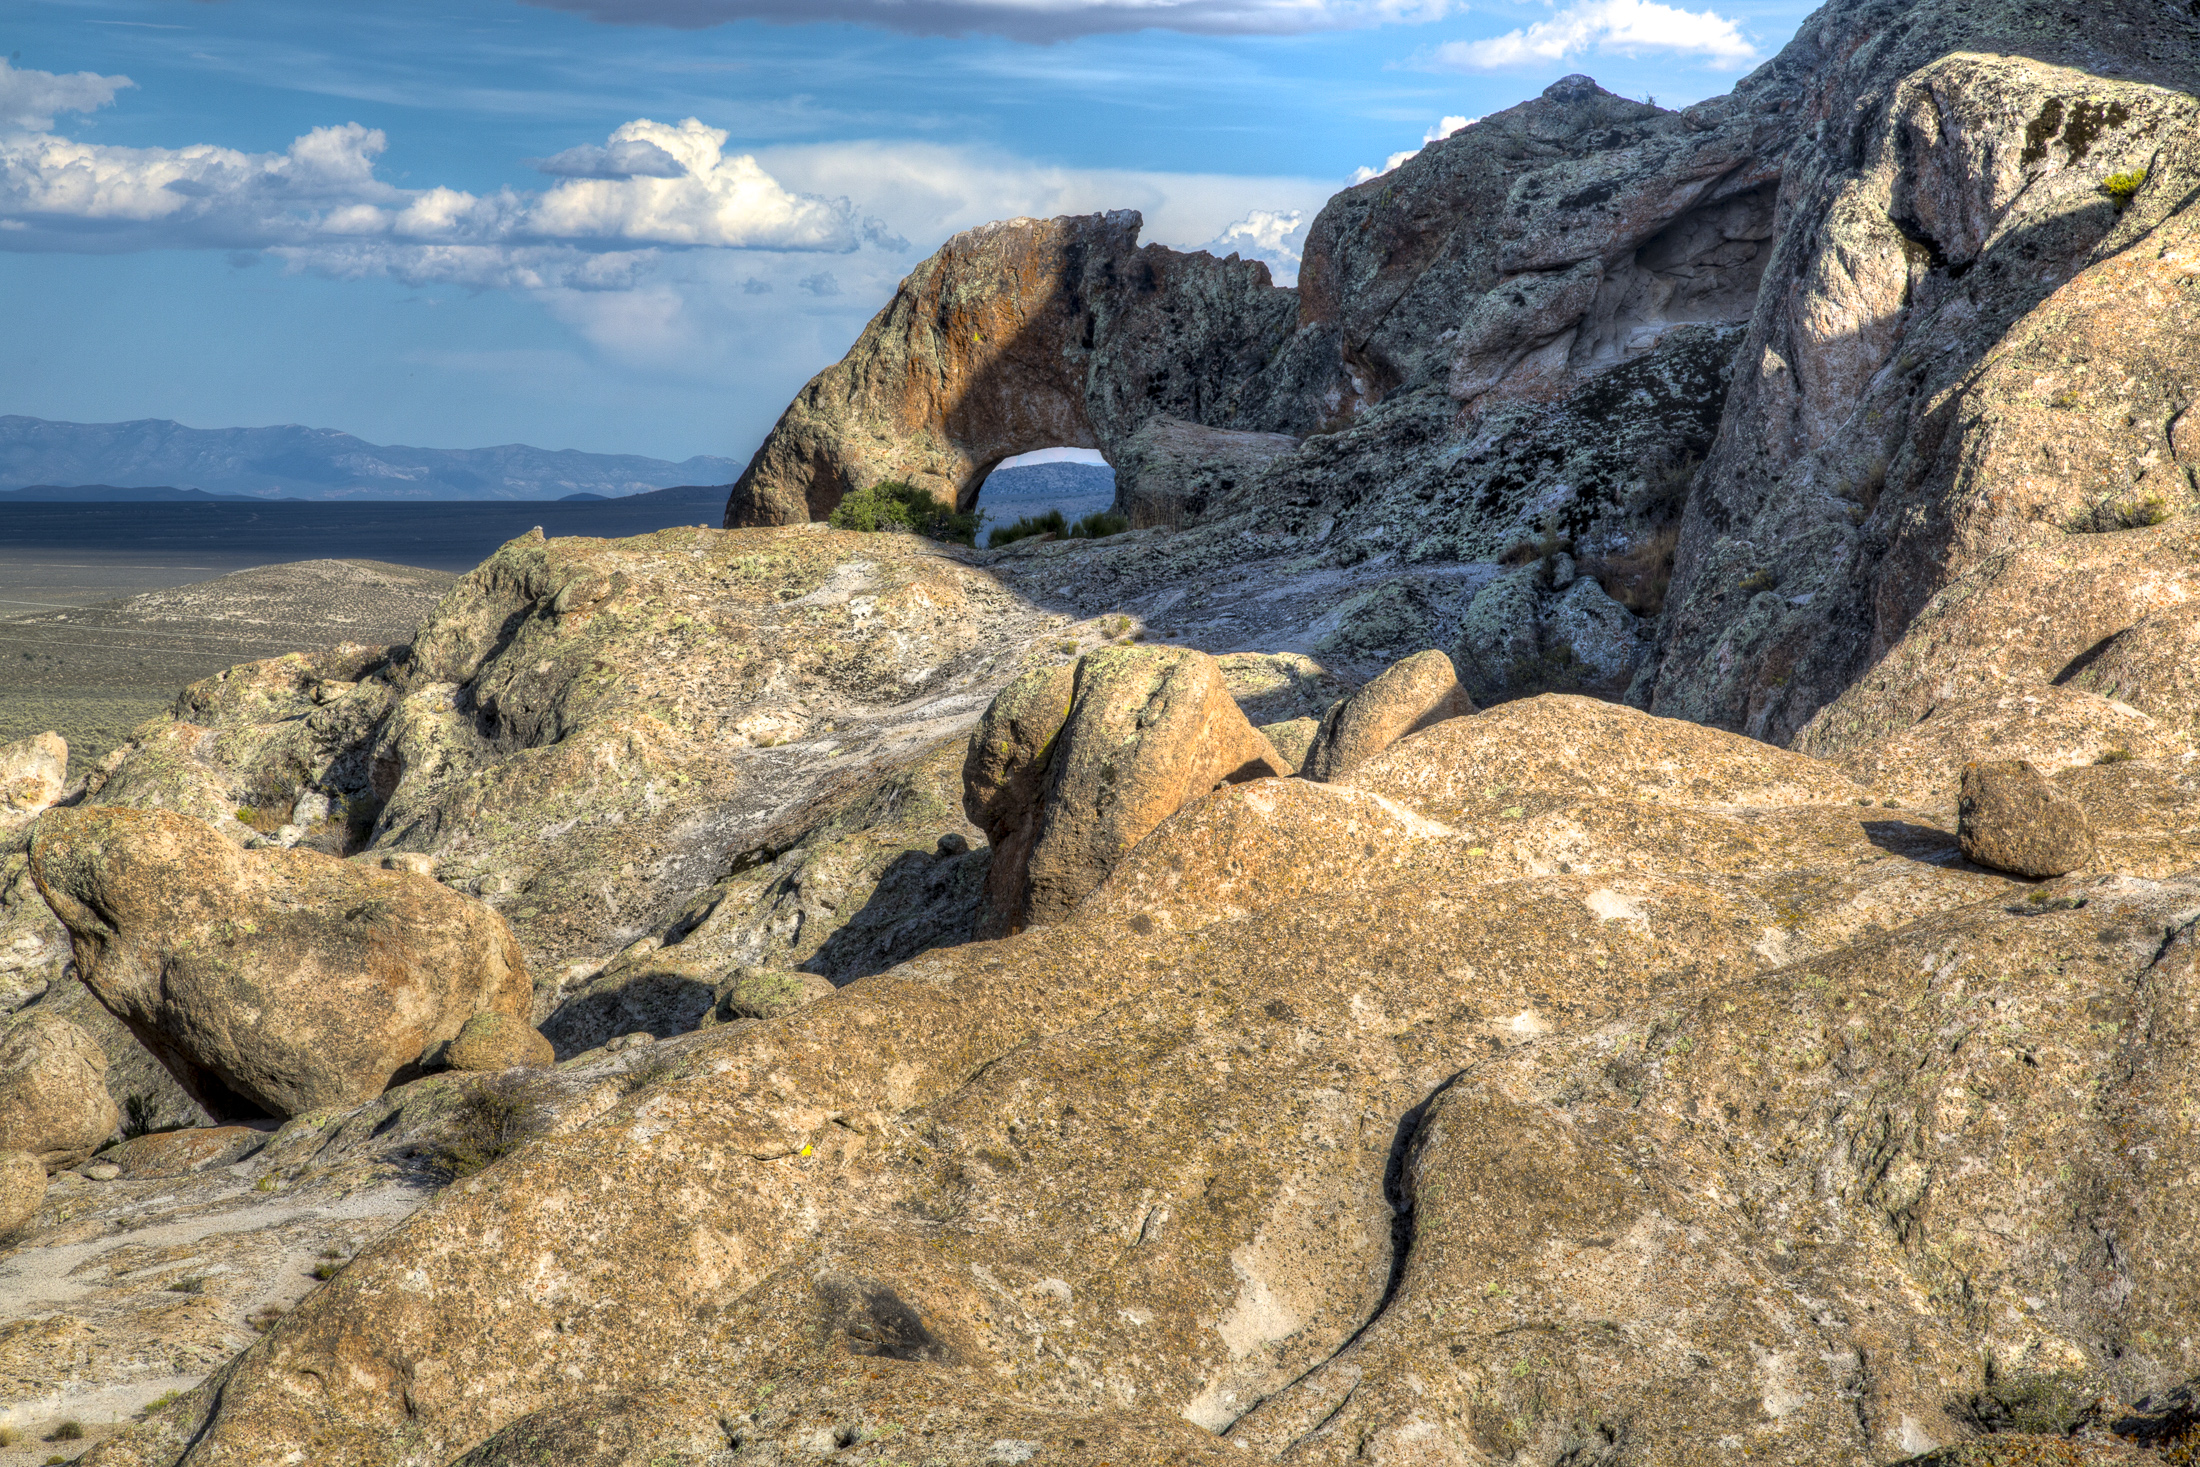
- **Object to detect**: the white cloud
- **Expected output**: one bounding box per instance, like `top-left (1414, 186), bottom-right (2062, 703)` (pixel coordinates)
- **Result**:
top-left (523, 0), bottom-right (1455, 42)
top-left (1200, 208), bottom-right (1308, 284)
top-left (753, 139), bottom-right (1334, 264)
top-left (0, 58), bottom-right (133, 132)
top-left (999, 447), bottom-right (1109, 468)
top-left (1347, 114), bottom-right (1474, 185)
top-left (0, 114), bottom-right (871, 268)
top-left (1430, 0), bottom-right (1754, 69)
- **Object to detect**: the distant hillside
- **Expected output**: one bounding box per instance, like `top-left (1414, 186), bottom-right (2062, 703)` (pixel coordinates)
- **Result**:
top-left (0, 483), bottom-right (267, 503)
top-left (980, 461), bottom-right (1115, 504)
top-left (0, 416), bottom-right (741, 502)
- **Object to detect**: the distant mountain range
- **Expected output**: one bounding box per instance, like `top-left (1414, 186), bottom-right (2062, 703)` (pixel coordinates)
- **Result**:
top-left (980, 461), bottom-right (1114, 504)
top-left (0, 416), bottom-right (742, 501)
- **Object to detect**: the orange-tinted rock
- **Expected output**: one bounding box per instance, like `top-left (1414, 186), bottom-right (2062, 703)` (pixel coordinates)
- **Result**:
top-left (1959, 760), bottom-right (2097, 878)
top-left (1299, 649), bottom-right (1472, 783)
top-left (0, 1011), bottom-right (117, 1168)
top-left (102, 1125), bottom-right (268, 1180)
top-left (30, 806), bottom-right (532, 1119)
top-left (970, 647), bottom-right (1285, 932)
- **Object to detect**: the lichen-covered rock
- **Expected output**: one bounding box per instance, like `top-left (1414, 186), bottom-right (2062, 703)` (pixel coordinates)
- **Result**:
top-left (1300, 649), bottom-right (1471, 782)
top-left (712, 967), bottom-right (835, 1021)
top-left (1111, 415), bottom-right (1302, 529)
top-left (0, 1146), bottom-right (44, 1233)
top-left (0, 1010), bottom-right (118, 1168)
top-left (1344, 692), bottom-right (1860, 823)
top-left (30, 806), bottom-right (532, 1119)
top-left (1255, 717), bottom-right (1319, 775)
top-left (970, 647), bottom-right (1285, 932)
top-left (0, 731), bottom-right (66, 830)
top-left (1959, 760), bottom-right (2097, 878)
top-left (1652, 40), bottom-right (2200, 740)
top-left (444, 1011), bottom-right (555, 1072)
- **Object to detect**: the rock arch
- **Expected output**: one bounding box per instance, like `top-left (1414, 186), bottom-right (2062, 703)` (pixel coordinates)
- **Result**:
top-left (722, 211), bottom-right (1305, 527)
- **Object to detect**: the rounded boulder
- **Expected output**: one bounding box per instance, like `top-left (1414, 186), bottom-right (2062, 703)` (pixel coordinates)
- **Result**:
top-left (30, 806), bottom-right (534, 1119)
top-left (0, 1010), bottom-right (120, 1168)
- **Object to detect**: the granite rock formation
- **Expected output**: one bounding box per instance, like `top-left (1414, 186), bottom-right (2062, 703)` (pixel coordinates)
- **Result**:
top-left (30, 807), bottom-right (533, 1118)
top-left (0, 1009), bottom-right (118, 1168)
top-left (1958, 758), bottom-right (2098, 876)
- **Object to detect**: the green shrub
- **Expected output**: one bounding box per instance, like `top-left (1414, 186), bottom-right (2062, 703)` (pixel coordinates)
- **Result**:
top-left (52, 1422), bottom-right (84, 1441)
top-left (2100, 169), bottom-right (2146, 207)
top-left (1069, 511), bottom-right (1130, 540)
top-left (430, 1071), bottom-right (552, 1180)
top-left (988, 509), bottom-right (1067, 547)
top-left (827, 480), bottom-right (984, 546)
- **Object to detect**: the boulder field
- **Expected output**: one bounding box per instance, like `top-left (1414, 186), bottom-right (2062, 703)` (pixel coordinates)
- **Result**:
top-left (3, 0), bottom-right (2200, 1455)
top-left (50, 683), bottom-right (2200, 1467)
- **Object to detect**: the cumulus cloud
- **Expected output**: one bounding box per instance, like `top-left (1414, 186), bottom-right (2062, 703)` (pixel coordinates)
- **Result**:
top-left (797, 271), bottom-right (840, 295)
top-left (1200, 208), bottom-right (1308, 284)
top-left (1430, 0), bottom-right (1753, 69)
top-left (0, 113), bottom-right (877, 276)
top-left (528, 136), bottom-right (688, 179)
top-left (1347, 114), bottom-right (1474, 186)
top-left (753, 140), bottom-right (1334, 266)
top-left (524, 0), bottom-right (1453, 41)
top-left (0, 58), bottom-right (133, 132)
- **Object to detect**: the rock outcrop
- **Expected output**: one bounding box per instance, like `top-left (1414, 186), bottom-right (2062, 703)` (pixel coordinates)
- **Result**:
top-left (0, 732), bottom-right (66, 832)
top-left (1959, 758), bottom-right (2098, 876)
top-left (73, 684), bottom-right (2200, 1467)
top-left (0, 1147), bottom-right (43, 1234)
top-left (442, 1011), bottom-right (555, 1073)
top-left (30, 807), bottom-right (532, 1118)
top-left (966, 647), bottom-right (1285, 933)
top-left (0, 1009), bottom-right (119, 1168)
top-left (724, 211), bottom-right (1304, 526)
top-left (1299, 648), bottom-right (1471, 781)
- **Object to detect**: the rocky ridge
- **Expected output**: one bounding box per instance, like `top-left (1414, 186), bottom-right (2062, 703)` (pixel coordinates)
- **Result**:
top-left (3, 0), bottom-right (2200, 1458)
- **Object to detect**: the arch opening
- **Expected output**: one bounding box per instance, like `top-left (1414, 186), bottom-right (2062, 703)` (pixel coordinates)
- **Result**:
top-left (971, 448), bottom-right (1118, 547)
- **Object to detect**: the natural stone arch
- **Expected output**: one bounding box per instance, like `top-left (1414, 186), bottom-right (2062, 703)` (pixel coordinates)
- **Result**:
top-left (722, 211), bottom-right (1306, 528)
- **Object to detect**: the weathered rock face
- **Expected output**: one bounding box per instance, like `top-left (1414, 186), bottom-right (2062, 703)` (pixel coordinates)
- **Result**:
top-left (1299, 648), bottom-right (1471, 782)
top-left (724, 212), bottom-right (1301, 526)
top-left (0, 1147), bottom-right (43, 1234)
top-left (0, 732), bottom-right (66, 832)
top-left (75, 687), bottom-right (2200, 1467)
top-left (1959, 758), bottom-right (2098, 876)
top-left (0, 1009), bottom-right (119, 1168)
top-left (1648, 16), bottom-right (2200, 740)
top-left (30, 807), bottom-right (532, 1119)
top-left (966, 647), bottom-right (1285, 933)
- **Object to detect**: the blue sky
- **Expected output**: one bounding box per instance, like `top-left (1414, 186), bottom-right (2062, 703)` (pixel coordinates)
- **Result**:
top-left (1, 0), bottom-right (1810, 466)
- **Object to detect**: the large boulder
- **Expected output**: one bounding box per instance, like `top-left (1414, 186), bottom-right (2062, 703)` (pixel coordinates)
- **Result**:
top-left (964, 648), bottom-right (1285, 933)
top-left (29, 806), bottom-right (532, 1119)
top-left (1299, 649), bottom-right (1472, 782)
top-left (0, 731), bottom-right (67, 831)
top-left (1651, 39), bottom-right (2200, 740)
top-left (1958, 759), bottom-right (2097, 878)
top-left (0, 1009), bottom-right (119, 1167)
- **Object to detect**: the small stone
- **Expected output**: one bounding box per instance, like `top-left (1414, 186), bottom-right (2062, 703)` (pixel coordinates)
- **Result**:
top-left (937, 832), bottom-right (970, 856)
top-left (445, 1010), bottom-right (557, 1072)
top-left (82, 1161), bottom-right (121, 1181)
top-left (1958, 760), bottom-right (2096, 878)
top-left (0, 1149), bottom-right (45, 1233)
top-left (381, 852), bottom-right (439, 877)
